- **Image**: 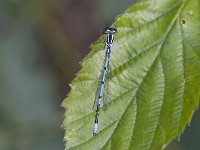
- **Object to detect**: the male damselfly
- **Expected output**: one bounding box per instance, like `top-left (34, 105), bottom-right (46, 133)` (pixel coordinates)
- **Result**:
top-left (93, 27), bottom-right (117, 136)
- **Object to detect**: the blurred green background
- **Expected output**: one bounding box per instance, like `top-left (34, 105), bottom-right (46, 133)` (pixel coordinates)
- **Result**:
top-left (0, 0), bottom-right (199, 150)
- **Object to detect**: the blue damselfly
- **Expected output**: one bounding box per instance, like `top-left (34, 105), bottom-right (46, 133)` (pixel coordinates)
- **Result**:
top-left (93, 27), bottom-right (117, 136)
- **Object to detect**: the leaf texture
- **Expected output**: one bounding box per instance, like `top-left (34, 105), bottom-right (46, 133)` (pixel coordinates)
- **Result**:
top-left (62, 0), bottom-right (200, 149)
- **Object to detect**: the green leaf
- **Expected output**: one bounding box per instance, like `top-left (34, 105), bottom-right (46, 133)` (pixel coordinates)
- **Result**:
top-left (62, 0), bottom-right (200, 149)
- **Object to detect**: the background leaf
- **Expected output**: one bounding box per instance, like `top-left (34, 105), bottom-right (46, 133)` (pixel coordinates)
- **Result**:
top-left (62, 0), bottom-right (200, 149)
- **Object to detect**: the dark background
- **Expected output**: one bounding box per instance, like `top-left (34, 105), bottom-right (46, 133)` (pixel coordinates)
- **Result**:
top-left (0, 0), bottom-right (199, 149)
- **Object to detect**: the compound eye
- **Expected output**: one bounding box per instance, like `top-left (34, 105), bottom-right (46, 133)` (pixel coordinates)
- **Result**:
top-left (111, 28), bottom-right (117, 33)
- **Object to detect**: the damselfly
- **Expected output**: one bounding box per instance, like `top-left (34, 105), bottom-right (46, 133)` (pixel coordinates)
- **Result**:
top-left (93, 27), bottom-right (117, 136)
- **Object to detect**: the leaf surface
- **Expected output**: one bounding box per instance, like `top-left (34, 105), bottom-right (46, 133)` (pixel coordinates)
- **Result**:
top-left (62, 0), bottom-right (200, 149)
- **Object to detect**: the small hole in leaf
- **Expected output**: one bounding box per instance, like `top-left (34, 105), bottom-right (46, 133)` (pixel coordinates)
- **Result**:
top-left (181, 18), bottom-right (186, 25)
